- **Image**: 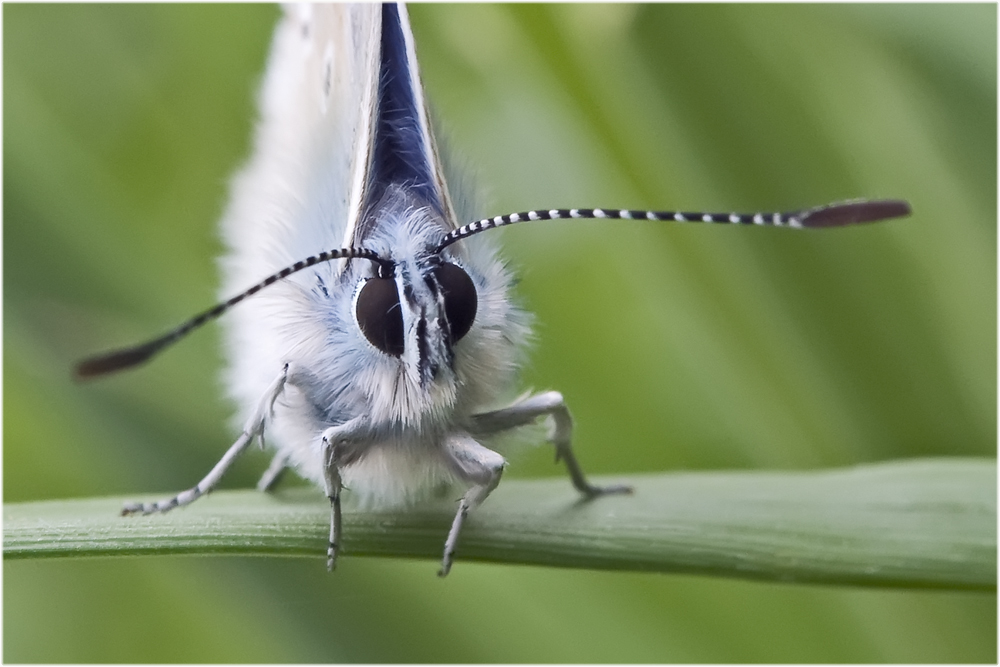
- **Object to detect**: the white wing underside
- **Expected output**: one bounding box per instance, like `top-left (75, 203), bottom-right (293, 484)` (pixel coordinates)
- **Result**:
top-left (219, 5), bottom-right (382, 420)
top-left (221, 5), bottom-right (377, 280)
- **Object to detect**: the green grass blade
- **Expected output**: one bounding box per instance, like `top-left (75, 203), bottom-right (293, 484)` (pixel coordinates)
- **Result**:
top-left (5, 458), bottom-right (994, 590)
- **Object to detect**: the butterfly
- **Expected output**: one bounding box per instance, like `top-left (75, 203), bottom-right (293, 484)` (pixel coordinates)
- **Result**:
top-left (76, 3), bottom-right (909, 576)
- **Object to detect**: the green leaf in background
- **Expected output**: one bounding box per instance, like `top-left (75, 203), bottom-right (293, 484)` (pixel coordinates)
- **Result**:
top-left (4, 3), bottom-right (995, 663)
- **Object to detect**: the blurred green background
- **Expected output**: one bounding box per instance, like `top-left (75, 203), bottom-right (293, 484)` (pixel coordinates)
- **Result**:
top-left (4, 3), bottom-right (995, 662)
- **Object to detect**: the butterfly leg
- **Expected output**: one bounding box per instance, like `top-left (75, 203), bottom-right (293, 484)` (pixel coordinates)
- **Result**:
top-left (122, 364), bottom-right (290, 516)
top-left (471, 391), bottom-right (632, 498)
top-left (257, 450), bottom-right (290, 492)
top-left (319, 417), bottom-right (367, 571)
top-left (321, 438), bottom-right (343, 572)
top-left (439, 434), bottom-right (506, 577)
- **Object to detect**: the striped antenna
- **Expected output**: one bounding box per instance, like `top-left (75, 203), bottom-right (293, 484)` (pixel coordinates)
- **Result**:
top-left (436, 199), bottom-right (911, 251)
top-left (76, 247), bottom-right (391, 379)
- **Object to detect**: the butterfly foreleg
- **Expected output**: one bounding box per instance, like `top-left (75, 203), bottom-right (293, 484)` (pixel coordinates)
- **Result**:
top-left (439, 433), bottom-right (506, 577)
top-left (318, 416), bottom-right (368, 571)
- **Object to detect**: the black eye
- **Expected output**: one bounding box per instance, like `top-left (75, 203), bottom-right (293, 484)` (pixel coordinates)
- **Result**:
top-left (434, 262), bottom-right (477, 343)
top-left (356, 276), bottom-right (404, 356)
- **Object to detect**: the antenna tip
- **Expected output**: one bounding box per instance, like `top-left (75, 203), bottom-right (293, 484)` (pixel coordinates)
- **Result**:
top-left (74, 340), bottom-right (166, 380)
top-left (801, 199), bottom-right (911, 228)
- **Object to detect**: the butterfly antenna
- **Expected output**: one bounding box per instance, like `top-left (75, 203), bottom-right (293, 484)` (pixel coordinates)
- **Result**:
top-left (76, 247), bottom-right (392, 379)
top-left (437, 198), bottom-right (911, 250)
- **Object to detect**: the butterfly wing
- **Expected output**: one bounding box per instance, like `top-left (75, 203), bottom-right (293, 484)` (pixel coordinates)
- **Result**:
top-left (350, 3), bottom-right (459, 246)
top-left (221, 3), bottom-right (457, 287)
top-left (219, 5), bottom-right (383, 419)
top-left (220, 4), bottom-right (379, 290)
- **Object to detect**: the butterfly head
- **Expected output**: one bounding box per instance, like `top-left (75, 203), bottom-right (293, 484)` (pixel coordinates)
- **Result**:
top-left (343, 191), bottom-right (486, 424)
top-left (353, 247), bottom-right (477, 390)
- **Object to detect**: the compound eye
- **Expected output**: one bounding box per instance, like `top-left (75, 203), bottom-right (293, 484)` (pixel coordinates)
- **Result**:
top-left (356, 276), bottom-right (404, 356)
top-left (434, 262), bottom-right (477, 343)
